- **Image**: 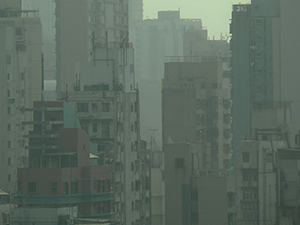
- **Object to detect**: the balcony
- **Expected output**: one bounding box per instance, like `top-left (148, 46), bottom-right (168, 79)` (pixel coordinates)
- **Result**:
top-left (12, 192), bottom-right (114, 205)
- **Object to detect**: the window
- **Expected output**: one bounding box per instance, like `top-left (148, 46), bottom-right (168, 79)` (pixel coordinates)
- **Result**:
top-left (135, 160), bottom-right (140, 171)
top-left (51, 182), bottom-right (57, 193)
top-left (243, 189), bottom-right (258, 200)
top-left (99, 180), bottom-right (105, 192)
top-left (64, 182), bottom-right (69, 195)
top-left (8, 175), bottom-right (11, 182)
top-left (7, 90), bottom-right (10, 97)
top-left (131, 142), bottom-right (135, 151)
top-left (131, 201), bottom-right (134, 210)
top-left (243, 152), bottom-right (250, 163)
top-left (28, 182), bottom-right (37, 192)
top-left (131, 162), bottom-right (134, 171)
top-left (191, 189), bottom-right (198, 201)
top-left (175, 158), bottom-right (184, 169)
top-left (131, 103), bottom-right (134, 112)
top-left (93, 123), bottom-right (98, 133)
top-left (7, 124), bottom-right (10, 131)
top-left (266, 153), bottom-right (273, 163)
top-left (102, 102), bottom-right (110, 112)
top-left (223, 144), bottom-right (231, 154)
top-left (212, 83), bottom-right (218, 89)
top-left (92, 103), bottom-right (98, 112)
top-left (201, 83), bottom-right (206, 89)
top-left (196, 114), bottom-right (206, 125)
top-left (101, 121), bottom-right (110, 139)
top-left (107, 180), bottom-right (110, 192)
top-left (228, 192), bottom-right (235, 206)
top-left (7, 73), bottom-right (10, 80)
top-left (135, 180), bottom-right (140, 191)
top-left (6, 54), bottom-right (11, 65)
top-left (134, 102), bottom-right (137, 112)
top-left (196, 130), bottom-right (205, 141)
top-left (131, 181), bottom-right (134, 191)
top-left (135, 121), bottom-right (138, 132)
top-left (8, 157), bottom-right (11, 165)
top-left (71, 182), bottom-right (78, 194)
top-left (7, 141), bottom-right (11, 148)
top-left (82, 124), bottom-right (89, 134)
top-left (242, 202), bottom-right (258, 219)
top-left (77, 103), bottom-right (89, 112)
top-left (223, 114), bottom-right (231, 124)
top-left (15, 28), bottom-right (23, 36)
top-left (242, 170), bottom-right (258, 182)
top-left (7, 107), bottom-right (10, 114)
top-left (131, 123), bottom-right (134, 132)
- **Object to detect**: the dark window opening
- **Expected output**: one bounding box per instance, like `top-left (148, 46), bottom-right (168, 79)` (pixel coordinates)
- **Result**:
top-left (175, 158), bottom-right (184, 169)
top-left (71, 182), bottom-right (78, 194)
top-left (64, 182), bottom-right (69, 195)
top-left (51, 182), bottom-right (58, 193)
top-left (28, 182), bottom-right (37, 192)
top-left (102, 102), bottom-right (110, 112)
top-left (93, 123), bottom-right (98, 133)
top-left (77, 103), bottom-right (89, 112)
top-left (243, 152), bottom-right (250, 163)
top-left (92, 103), bottom-right (98, 112)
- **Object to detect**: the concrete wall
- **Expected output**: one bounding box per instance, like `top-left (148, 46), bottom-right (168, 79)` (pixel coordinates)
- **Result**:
top-left (197, 177), bottom-right (228, 225)
top-left (164, 143), bottom-right (191, 225)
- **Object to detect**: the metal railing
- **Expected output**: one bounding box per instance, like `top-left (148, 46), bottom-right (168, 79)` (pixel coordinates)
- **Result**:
top-left (12, 192), bottom-right (114, 205)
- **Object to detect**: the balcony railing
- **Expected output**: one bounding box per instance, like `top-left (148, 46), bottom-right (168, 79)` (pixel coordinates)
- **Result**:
top-left (12, 192), bottom-right (114, 205)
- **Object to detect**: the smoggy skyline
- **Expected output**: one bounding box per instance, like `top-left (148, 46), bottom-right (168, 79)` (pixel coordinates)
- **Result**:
top-left (144, 0), bottom-right (249, 38)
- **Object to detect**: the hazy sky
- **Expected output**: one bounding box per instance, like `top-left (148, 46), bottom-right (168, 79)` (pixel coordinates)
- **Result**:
top-left (144, 0), bottom-right (249, 38)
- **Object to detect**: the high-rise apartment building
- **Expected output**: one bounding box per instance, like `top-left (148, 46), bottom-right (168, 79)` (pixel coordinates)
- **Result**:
top-left (130, 10), bottom-right (205, 144)
top-left (0, 0), bottom-right (42, 193)
top-left (63, 45), bottom-right (148, 225)
top-left (55, 0), bottom-right (129, 95)
top-left (162, 60), bottom-right (232, 170)
top-left (237, 133), bottom-right (300, 225)
top-left (231, 0), bottom-right (300, 152)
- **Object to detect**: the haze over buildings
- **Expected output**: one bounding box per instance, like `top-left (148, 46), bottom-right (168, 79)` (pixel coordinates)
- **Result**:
top-left (0, 0), bottom-right (300, 225)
